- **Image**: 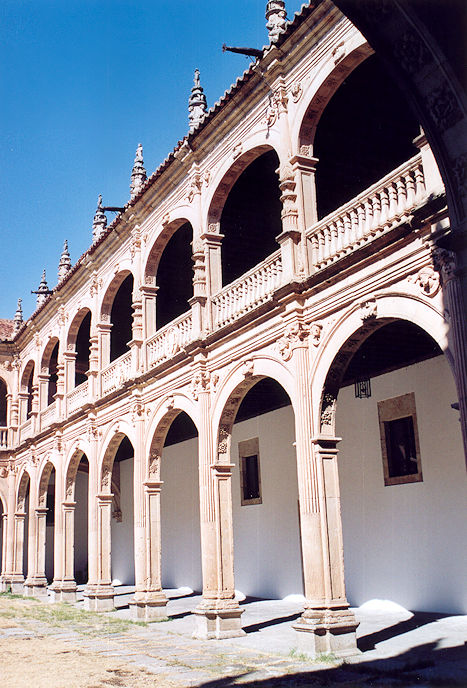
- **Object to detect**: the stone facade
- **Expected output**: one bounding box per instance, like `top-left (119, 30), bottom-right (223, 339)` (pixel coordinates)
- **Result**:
top-left (0, 1), bottom-right (465, 658)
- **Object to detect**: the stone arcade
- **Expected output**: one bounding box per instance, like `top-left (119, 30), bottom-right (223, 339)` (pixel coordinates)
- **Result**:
top-left (0, 1), bottom-right (466, 658)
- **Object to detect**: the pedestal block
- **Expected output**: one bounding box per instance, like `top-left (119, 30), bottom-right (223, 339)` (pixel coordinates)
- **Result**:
top-left (1, 574), bottom-right (24, 594)
top-left (192, 604), bottom-right (245, 640)
top-left (49, 580), bottom-right (78, 603)
top-left (83, 584), bottom-right (115, 611)
top-left (129, 592), bottom-right (168, 621)
top-left (293, 606), bottom-right (360, 658)
top-left (24, 577), bottom-right (48, 600)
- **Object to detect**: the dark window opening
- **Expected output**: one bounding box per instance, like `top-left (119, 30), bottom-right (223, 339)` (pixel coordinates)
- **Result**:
top-left (75, 311), bottom-right (91, 387)
top-left (164, 411), bottom-right (198, 447)
top-left (26, 366), bottom-right (34, 418)
top-left (48, 343), bottom-right (59, 406)
top-left (0, 379), bottom-right (7, 426)
top-left (114, 436), bottom-right (134, 463)
top-left (156, 223), bottom-right (193, 330)
top-left (110, 274), bottom-right (134, 362)
top-left (384, 416), bottom-right (418, 478)
top-left (242, 455), bottom-right (260, 501)
top-left (314, 54), bottom-right (420, 219)
top-left (220, 150), bottom-right (282, 286)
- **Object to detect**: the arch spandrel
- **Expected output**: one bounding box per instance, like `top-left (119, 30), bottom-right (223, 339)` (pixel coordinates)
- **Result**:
top-left (311, 293), bottom-right (452, 437)
top-left (294, 40), bottom-right (372, 154)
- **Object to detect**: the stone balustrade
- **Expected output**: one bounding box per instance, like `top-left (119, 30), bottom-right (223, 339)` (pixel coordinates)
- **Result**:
top-left (101, 351), bottom-right (132, 395)
top-left (211, 250), bottom-right (283, 330)
top-left (19, 419), bottom-right (32, 444)
top-left (67, 380), bottom-right (89, 414)
top-left (41, 401), bottom-right (56, 429)
top-left (307, 154), bottom-right (426, 270)
top-left (147, 311), bottom-right (193, 369)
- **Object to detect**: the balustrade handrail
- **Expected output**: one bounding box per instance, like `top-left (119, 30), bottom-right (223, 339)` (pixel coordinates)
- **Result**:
top-left (101, 350), bottom-right (132, 378)
top-left (307, 153), bottom-right (425, 239)
top-left (146, 309), bottom-right (193, 350)
top-left (212, 249), bottom-right (282, 301)
top-left (67, 379), bottom-right (89, 412)
top-left (146, 310), bottom-right (193, 368)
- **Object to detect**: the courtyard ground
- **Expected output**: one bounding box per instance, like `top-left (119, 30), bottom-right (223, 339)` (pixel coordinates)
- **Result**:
top-left (0, 590), bottom-right (466, 687)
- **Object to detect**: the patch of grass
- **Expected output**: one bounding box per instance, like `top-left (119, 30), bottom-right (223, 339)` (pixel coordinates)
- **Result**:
top-left (314, 652), bottom-right (338, 664)
top-left (0, 591), bottom-right (26, 600)
top-left (289, 647), bottom-right (339, 664)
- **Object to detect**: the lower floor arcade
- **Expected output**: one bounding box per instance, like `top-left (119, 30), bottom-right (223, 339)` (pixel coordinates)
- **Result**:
top-left (1, 310), bottom-right (466, 657)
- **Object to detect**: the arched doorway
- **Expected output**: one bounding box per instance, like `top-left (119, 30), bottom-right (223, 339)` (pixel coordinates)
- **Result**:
top-left (321, 318), bottom-right (466, 613)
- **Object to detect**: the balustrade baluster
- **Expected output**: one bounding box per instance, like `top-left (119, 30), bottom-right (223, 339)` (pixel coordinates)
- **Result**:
top-left (364, 198), bottom-right (373, 237)
top-left (342, 213), bottom-right (351, 250)
top-left (405, 171), bottom-right (416, 209)
top-left (388, 183), bottom-right (398, 224)
top-left (414, 163), bottom-right (425, 204)
top-left (357, 204), bottom-right (365, 243)
top-left (379, 187), bottom-right (389, 229)
top-left (395, 177), bottom-right (407, 217)
top-left (372, 193), bottom-right (381, 234)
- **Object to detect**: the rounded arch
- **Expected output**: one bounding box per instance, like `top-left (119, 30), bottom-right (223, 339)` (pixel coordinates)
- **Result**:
top-left (100, 269), bottom-right (134, 321)
top-left (146, 393), bottom-right (199, 477)
top-left (212, 356), bottom-right (295, 461)
top-left (37, 458), bottom-right (56, 508)
top-left (144, 217), bottom-right (193, 285)
top-left (20, 360), bottom-right (35, 392)
top-left (16, 467), bottom-right (31, 511)
top-left (295, 42), bottom-right (372, 152)
top-left (0, 489), bottom-right (8, 515)
top-left (206, 143), bottom-right (280, 227)
top-left (312, 293), bottom-right (452, 436)
top-left (67, 307), bottom-right (92, 350)
top-left (40, 336), bottom-right (60, 372)
top-left (64, 440), bottom-right (91, 501)
top-left (0, 377), bottom-right (8, 427)
top-left (98, 421), bottom-right (136, 493)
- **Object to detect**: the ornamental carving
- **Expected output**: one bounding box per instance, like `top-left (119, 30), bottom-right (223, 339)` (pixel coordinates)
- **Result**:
top-left (321, 392), bottom-right (336, 429)
top-left (190, 370), bottom-right (218, 400)
top-left (394, 30), bottom-right (431, 76)
top-left (232, 143), bottom-right (243, 160)
top-left (131, 400), bottom-right (144, 423)
top-left (58, 305), bottom-right (68, 326)
top-left (359, 297), bottom-right (377, 321)
top-left (277, 322), bottom-right (309, 361)
top-left (65, 474), bottom-right (74, 499)
top-left (299, 144), bottom-right (313, 158)
top-left (433, 248), bottom-right (457, 284)
top-left (452, 153), bottom-right (467, 199)
top-left (187, 172), bottom-right (203, 203)
top-left (427, 84), bottom-right (463, 132)
top-left (0, 466), bottom-right (8, 478)
top-left (204, 171), bottom-right (211, 187)
top-left (101, 469), bottom-right (112, 489)
top-left (332, 41), bottom-right (346, 65)
top-left (309, 322), bottom-right (323, 347)
top-left (161, 212), bottom-right (170, 227)
top-left (291, 81), bottom-right (302, 103)
top-left (218, 425), bottom-right (230, 454)
top-left (241, 359), bottom-right (254, 378)
top-left (408, 266), bottom-right (440, 296)
top-left (148, 452), bottom-right (160, 479)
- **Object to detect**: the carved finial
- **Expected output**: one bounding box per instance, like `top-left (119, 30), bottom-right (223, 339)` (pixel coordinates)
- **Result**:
top-left (58, 239), bottom-right (72, 282)
top-left (130, 143), bottom-right (147, 199)
top-left (266, 1), bottom-right (287, 43)
top-left (92, 194), bottom-right (107, 243)
top-left (188, 68), bottom-right (208, 133)
top-left (14, 298), bottom-right (23, 332)
top-left (31, 270), bottom-right (53, 308)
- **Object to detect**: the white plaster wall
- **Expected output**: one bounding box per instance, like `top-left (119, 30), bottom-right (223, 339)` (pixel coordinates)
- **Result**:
top-left (74, 470), bottom-right (88, 583)
top-left (231, 406), bottom-right (302, 599)
top-left (336, 355), bottom-right (467, 614)
top-left (161, 439), bottom-right (202, 591)
top-left (111, 457), bottom-right (135, 584)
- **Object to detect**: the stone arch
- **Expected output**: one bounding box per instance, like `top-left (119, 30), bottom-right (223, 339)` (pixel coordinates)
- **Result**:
top-left (144, 217), bottom-right (193, 286)
top-left (146, 394), bottom-right (199, 479)
top-left (20, 360), bottom-right (35, 392)
top-left (20, 360), bottom-right (35, 422)
top-left (296, 42), bottom-right (372, 153)
top-left (100, 269), bottom-right (134, 322)
top-left (0, 376), bottom-right (8, 427)
top-left (37, 458), bottom-right (56, 508)
top-left (16, 467), bottom-right (31, 512)
top-left (67, 307), bottom-right (92, 350)
top-left (213, 356), bottom-right (295, 463)
top-left (312, 293), bottom-right (452, 437)
top-left (64, 441), bottom-right (91, 501)
top-left (40, 336), bottom-right (60, 373)
top-left (99, 421), bottom-right (136, 494)
top-left (206, 143), bottom-right (281, 227)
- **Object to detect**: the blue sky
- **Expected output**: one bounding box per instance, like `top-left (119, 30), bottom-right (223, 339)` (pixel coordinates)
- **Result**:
top-left (0, 0), bottom-right (305, 320)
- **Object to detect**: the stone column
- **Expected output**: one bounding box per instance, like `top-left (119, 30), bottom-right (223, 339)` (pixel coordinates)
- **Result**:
top-left (193, 379), bottom-right (244, 639)
top-left (24, 507), bottom-right (48, 599)
top-left (276, 163), bottom-right (304, 283)
top-left (291, 152), bottom-right (319, 273)
top-left (1, 514), bottom-right (7, 578)
top-left (11, 512), bottom-right (27, 593)
top-left (97, 322), bottom-right (112, 379)
top-left (63, 350), bottom-right (77, 396)
top-left (201, 230), bottom-right (223, 333)
top-left (140, 284), bottom-right (158, 341)
top-left (281, 323), bottom-right (358, 657)
top-left (1, 468), bottom-right (17, 591)
top-left (433, 248), bottom-right (467, 460)
top-left (87, 335), bottom-right (99, 401)
top-left (49, 501), bottom-right (77, 602)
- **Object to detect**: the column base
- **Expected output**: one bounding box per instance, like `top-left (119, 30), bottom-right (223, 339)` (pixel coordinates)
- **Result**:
top-left (192, 602), bottom-right (245, 640)
top-left (83, 584), bottom-right (115, 612)
top-left (24, 577), bottom-right (49, 600)
top-left (0, 574), bottom-right (24, 594)
top-left (49, 580), bottom-right (78, 603)
top-left (129, 592), bottom-right (168, 621)
top-left (293, 606), bottom-right (360, 658)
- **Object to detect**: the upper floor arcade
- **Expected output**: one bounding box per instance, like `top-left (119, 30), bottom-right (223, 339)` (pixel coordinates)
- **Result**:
top-left (0, 0), bottom-right (447, 452)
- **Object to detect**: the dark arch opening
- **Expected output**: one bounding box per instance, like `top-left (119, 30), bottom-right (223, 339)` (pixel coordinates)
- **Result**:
top-left (45, 467), bottom-right (55, 582)
top-left (220, 150), bottom-right (282, 286)
top-left (74, 454), bottom-right (89, 585)
top-left (75, 311), bottom-right (91, 387)
top-left (110, 274), bottom-right (133, 362)
top-left (235, 378), bottom-right (291, 423)
top-left (111, 435), bottom-right (135, 585)
top-left (48, 342), bottom-right (59, 406)
top-left (314, 54), bottom-right (420, 220)
top-left (26, 365), bottom-right (34, 418)
top-left (0, 379), bottom-right (7, 426)
top-left (164, 411), bottom-right (198, 446)
top-left (156, 223), bottom-right (193, 330)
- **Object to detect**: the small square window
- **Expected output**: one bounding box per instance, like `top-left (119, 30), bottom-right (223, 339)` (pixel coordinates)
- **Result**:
top-left (378, 392), bottom-right (423, 486)
top-left (239, 438), bottom-right (262, 505)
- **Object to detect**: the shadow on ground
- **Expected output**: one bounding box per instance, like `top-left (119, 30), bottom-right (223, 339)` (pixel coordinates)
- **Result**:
top-left (196, 642), bottom-right (467, 688)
